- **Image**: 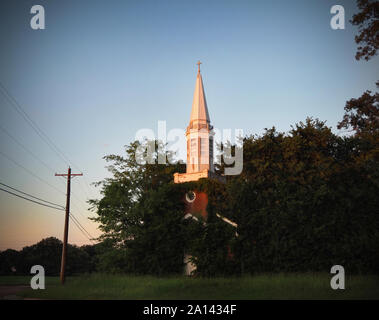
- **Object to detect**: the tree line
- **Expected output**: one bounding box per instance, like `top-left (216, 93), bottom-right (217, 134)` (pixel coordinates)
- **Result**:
top-left (86, 0), bottom-right (378, 276)
top-left (87, 0), bottom-right (379, 276)
top-left (1, 0), bottom-right (377, 277)
top-left (86, 110), bottom-right (378, 276)
top-left (0, 237), bottom-right (96, 276)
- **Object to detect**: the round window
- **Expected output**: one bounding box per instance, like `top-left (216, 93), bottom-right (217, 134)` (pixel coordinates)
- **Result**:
top-left (185, 191), bottom-right (196, 203)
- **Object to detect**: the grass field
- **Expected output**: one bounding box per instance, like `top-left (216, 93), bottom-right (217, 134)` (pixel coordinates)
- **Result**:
top-left (1, 273), bottom-right (378, 300)
top-left (0, 276), bottom-right (60, 286)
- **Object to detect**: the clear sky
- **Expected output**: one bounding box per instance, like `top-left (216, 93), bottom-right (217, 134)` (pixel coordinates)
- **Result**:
top-left (0, 0), bottom-right (378, 250)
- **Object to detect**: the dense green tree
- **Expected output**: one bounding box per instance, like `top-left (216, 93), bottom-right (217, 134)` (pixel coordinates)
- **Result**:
top-left (89, 116), bottom-right (378, 276)
top-left (222, 118), bottom-right (379, 274)
top-left (351, 0), bottom-right (379, 61)
top-left (338, 82), bottom-right (379, 135)
top-left (0, 237), bottom-right (92, 276)
top-left (20, 237), bottom-right (91, 276)
top-left (89, 140), bottom-right (189, 275)
top-left (0, 249), bottom-right (21, 275)
top-left (179, 179), bottom-right (238, 277)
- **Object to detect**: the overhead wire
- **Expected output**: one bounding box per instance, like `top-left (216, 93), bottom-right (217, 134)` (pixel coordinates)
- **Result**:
top-left (0, 81), bottom-right (98, 241)
top-left (0, 187), bottom-right (64, 211)
top-left (0, 184), bottom-right (96, 242)
top-left (0, 181), bottom-right (65, 209)
top-left (0, 150), bottom-right (66, 196)
top-left (0, 81), bottom-right (96, 202)
top-left (0, 127), bottom-right (93, 225)
top-left (70, 213), bottom-right (95, 242)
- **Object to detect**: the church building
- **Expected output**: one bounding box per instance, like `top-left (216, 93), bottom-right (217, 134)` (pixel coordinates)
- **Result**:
top-left (173, 61), bottom-right (221, 219)
top-left (174, 62), bottom-right (226, 275)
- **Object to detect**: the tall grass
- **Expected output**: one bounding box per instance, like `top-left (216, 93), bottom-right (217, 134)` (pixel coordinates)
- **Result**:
top-left (7, 273), bottom-right (377, 300)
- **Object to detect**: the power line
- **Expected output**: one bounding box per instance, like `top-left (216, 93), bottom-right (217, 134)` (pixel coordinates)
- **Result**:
top-left (0, 125), bottom-right (93, 210)
top-left (54, 175), bottom-right (92, 219)
top-left (0, 181), bottom-right (65, 209)
top-left (0, 148), bottom-right (94, 230)
top-left (81, 175), bottom-right (96, 199)
top-left (0, 181), bottom-right (96, 249)
top-left (0, 82), bottom-right (98, 252)
top-left (0, 81), bottom-right (96, 200)
top-left (0, 187), bottom-right (64, 211)
top-left (0, 150), bottom-right (66, 196)
top-left (0, 124), bottom-right (58, 175)
top-left (70, 213), bottom-right (94, 241)
top-left (0, 149), bottom-right (95, 235)
top-left (0, 81), bottom-right (70, 167)
top-left (70, 201), bottom-right (92, 222)
top-left (70, 217), bottom-right (92, 241)
top-left (0, 124), bottom-right (67, 190)
top-left (70, 212), bottom-right (93, 239)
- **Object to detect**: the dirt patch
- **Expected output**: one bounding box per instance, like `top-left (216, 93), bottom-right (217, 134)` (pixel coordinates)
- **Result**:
top-left (0, 286), bottom-right (30, 300)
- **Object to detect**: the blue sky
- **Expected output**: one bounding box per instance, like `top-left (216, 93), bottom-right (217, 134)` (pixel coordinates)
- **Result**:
top-left (0, 0), bottom-right (378, 249)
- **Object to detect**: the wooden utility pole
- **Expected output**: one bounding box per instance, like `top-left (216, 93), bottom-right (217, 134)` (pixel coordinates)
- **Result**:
top-left (55, 167), bottom-right (82, 284)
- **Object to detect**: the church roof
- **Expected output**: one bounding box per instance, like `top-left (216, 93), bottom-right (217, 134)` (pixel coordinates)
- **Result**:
top-left (190, 62), bottom-right (210, 124)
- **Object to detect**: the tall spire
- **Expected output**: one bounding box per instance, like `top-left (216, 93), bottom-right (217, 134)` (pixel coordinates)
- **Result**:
top-left (190, 61), bottom-right (210, 125)
top-left (197, 60), bottom-right (201, 74)
top-left (173, 61), bottom-right (216, 183)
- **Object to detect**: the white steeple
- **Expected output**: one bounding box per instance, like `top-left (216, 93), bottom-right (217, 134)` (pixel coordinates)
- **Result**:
top-left (189, 61), bottom-right (210, 126)
top-left (173, 61), bottom-right (217, 184)
top-left (186, 61), bottom-right (214, 174)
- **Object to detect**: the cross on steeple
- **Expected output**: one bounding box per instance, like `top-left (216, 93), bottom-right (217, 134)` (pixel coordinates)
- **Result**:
top-left (197, 60), bottom-right (202, 74)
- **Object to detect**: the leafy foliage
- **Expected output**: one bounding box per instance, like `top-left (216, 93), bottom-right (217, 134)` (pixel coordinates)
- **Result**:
top-left (351, 0), bottom-right (379, 61)
top-left (89, 116), bottom-right (378, 276)
top-left (89, 141), bottom-right (188, 275)
top-left (223, 118), bottom-right (379, 274)
top-left (0, 237), bottom-right (92, 276)
top-left (179, 179), bottom-right (238, 277)
top-left (337, 81), bottom-right (379, 135)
